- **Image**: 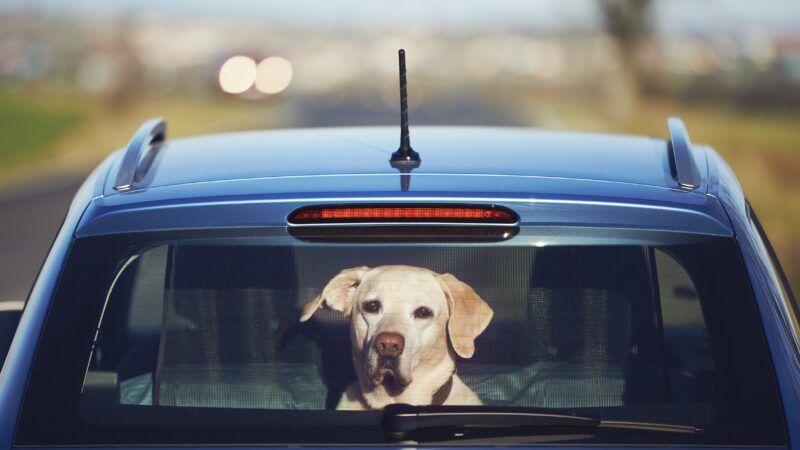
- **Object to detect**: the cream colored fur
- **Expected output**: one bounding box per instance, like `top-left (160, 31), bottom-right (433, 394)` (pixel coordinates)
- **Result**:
top-left (300, 265), bottom-right (493, 410)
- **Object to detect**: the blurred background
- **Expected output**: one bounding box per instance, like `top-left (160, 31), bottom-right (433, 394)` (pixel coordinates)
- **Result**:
top-left (0, 0), bottom-right (798, 307)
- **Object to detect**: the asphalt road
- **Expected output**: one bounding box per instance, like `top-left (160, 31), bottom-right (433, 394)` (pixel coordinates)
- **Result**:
top-left (294, 97), bottom-right (525, 128)
top-left (0, 175), bottom-right (86, 305)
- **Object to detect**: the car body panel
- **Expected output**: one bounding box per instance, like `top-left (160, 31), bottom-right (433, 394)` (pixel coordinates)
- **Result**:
top-left (0, 152), bottom-right (113, 447)
top-left (81, 173), bottom-right (729, 237)
top-left (4, 447), bottom-right (786, 450)
top-left (710, 149), bottom-right (800, 446)
top-left (100, 127), bottom-right (707, 195)
top-left (87, 127), bottom-right (721, 236)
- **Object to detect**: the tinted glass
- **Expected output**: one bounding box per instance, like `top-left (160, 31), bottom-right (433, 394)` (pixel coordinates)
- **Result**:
top-left (0, 304), bottom-right (22, 368)
top-left (17, 228), bottom-right (786, 446)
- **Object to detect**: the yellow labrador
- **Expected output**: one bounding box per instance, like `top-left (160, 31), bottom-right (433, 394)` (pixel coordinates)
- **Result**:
top-left (300, 265), bottom-right (493, 410)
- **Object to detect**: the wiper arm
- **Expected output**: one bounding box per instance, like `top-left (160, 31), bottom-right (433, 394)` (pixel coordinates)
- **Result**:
top-left (383, 404), bottom-right (703, 442)
top-left (383, 403), bottom-right (599, 440)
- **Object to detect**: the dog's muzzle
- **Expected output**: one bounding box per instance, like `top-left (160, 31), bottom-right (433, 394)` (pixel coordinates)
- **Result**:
top-left (368, 332), bottom-right (412, 388)
top-left (371, 360), bottom-right (411, 388)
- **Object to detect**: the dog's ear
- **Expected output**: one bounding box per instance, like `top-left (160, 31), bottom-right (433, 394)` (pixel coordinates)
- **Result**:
top-left (300, 266), bottom-right (369, 322)
top-left (438, 273), bottom-right (493, 359)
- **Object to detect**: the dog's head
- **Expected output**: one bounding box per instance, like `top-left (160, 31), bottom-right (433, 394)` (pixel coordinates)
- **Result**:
top-left (300, 265), bottom-right (493, 392)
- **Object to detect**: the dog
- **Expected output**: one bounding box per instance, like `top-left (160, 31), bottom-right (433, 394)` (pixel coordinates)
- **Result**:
top-left (300, 265), bottom-right (493, 410)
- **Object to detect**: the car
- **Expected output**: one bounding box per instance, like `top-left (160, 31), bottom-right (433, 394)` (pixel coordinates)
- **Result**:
top-left (1, 52), bottom-right (799, 445)
top-left (0, 114), bottom-right (798, 447)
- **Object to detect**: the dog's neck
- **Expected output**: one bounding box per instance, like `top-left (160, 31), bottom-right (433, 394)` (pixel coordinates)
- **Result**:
top-left (358, 353), bottom-right (456, 409)
top-left (430, 373), bottom-right (454, 405)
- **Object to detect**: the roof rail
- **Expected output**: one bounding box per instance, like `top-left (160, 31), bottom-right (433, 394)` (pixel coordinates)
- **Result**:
top-left (667, 117), bottom-right (700, 190)
top-left (114, 118), bottom-right (167, 191)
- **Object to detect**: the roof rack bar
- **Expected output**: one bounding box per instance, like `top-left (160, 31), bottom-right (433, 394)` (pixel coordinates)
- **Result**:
top-left (667, 117), bottom-right (700, 190)
top-left (114, 118), bottom-right (167, 191)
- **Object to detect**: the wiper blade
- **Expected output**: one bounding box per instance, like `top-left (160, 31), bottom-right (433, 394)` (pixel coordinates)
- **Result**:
top-left (599, 420), bottom-right (703, 435)
top-left (383, 404), bottom-right (599, 440)
top-left (382, 404), bottom-right (704, 442)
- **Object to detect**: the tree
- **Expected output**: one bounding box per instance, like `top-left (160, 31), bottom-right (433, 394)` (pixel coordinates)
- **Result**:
top-left (596, 0), bottom-right (654, 115)
top-left (597, 0), bottom-right (653, 58)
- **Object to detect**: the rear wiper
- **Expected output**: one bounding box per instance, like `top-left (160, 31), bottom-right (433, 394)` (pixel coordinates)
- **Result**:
top-left (383, 403), bottom-right (598, 440)
top-left (383, 404), bottom-right (703, 442)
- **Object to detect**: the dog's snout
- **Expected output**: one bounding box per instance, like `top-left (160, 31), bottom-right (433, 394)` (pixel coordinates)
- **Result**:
top-left (374, 332), bottom-right (405, 358)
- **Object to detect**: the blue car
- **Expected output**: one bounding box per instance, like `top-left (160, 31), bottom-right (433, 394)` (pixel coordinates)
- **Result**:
top-left (0, 110), bottom-right (798, 447)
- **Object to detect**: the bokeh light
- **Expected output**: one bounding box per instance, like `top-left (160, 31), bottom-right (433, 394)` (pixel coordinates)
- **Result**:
top-left (255, 56), bottom-right (293, 94)
top-left (218, 55), bottom-right (257, 94)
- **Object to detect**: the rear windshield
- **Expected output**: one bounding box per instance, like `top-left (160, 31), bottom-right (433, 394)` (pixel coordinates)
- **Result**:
top-left (18, 227), bottom-right (786, 446)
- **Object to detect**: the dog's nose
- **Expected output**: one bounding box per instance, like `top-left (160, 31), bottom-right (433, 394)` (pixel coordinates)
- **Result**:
top-left (375, 332), bottom-right (405, 358)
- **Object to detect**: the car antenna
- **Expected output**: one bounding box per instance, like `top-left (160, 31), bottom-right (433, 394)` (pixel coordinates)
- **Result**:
top-left (390, 49), bottom-right (421, 192)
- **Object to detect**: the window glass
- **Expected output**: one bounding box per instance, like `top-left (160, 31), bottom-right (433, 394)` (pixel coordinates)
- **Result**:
top-left (0, 302), bottom-right (22, 368)
top-left (655, 249), bottom-right (713, 402)
top-left (18, 230), bottom-right (786, 446)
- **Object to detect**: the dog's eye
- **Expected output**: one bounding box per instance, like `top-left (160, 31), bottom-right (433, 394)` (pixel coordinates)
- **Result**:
top-left (362, 300), bottom-right (381, 313)
top-left (414, 306), bottom-right (433, 319)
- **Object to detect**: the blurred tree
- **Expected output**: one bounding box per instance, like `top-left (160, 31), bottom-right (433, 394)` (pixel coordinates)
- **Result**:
top-left (596, 0), bottom-right (654, 117)
top-left (598, 0), bottom-right (653, 57)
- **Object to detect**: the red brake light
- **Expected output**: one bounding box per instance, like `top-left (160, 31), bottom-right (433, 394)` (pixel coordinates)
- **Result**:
top-left (289, 205), bottom-right (517, 224)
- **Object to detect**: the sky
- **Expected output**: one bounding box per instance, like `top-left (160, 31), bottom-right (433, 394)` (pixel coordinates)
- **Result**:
top-left (1, 0), bottom-right (799, 34)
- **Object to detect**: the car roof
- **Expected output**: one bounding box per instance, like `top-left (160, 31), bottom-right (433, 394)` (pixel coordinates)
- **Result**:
top-left (75, 125), bottom-right (734, 238)
top-left (103, 126), bottom-right (697, 194)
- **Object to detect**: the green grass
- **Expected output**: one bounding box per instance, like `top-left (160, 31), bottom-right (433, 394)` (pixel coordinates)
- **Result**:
top-left (0, 90), bottom-right (88, 168)
top-left (0, 89), bottom-right (287, 179)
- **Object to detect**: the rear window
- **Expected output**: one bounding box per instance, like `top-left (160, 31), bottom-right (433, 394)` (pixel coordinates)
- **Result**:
top-left (18, 227), bottom-right (786, 446)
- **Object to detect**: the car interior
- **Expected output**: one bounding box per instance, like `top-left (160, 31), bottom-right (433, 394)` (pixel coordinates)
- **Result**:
top-left (82, 239), bottom-right (712, 420)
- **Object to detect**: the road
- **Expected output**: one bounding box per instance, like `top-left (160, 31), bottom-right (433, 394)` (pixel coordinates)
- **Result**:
top-left (0, 175), bottom-right (86, 305)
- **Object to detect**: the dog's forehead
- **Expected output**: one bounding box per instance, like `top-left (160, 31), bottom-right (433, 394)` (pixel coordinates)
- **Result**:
top-left (361, 266), bottom-right (444, 298)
